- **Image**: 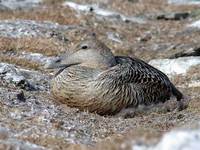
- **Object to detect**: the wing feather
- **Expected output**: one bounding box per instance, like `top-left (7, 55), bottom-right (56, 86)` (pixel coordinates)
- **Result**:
top-left (97, 56), bottom-right (175, 106)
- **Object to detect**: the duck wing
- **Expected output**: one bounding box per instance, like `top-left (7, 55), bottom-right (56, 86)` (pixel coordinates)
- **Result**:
top-left (97, 56), bottom-right (183, 106)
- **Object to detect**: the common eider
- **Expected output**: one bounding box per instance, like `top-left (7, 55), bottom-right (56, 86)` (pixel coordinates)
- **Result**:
top-left (47, 38), bottom-right (184, 115)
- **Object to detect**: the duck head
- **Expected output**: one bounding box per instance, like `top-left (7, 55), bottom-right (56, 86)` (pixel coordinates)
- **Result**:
top-left (45, 39), bottom-right (117, 70)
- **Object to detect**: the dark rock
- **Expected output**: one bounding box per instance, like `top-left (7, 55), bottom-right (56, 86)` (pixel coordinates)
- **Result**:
top-left (16, 91), bottom-right (26, 102)
top-left (156, 12), bottom-right (190, 20)
top-left (170, 46), bottom-right (200, 58)
top-left (128, 0), bottom-right (139, 2)
top-left (16, 79), bottom-right (34, 90)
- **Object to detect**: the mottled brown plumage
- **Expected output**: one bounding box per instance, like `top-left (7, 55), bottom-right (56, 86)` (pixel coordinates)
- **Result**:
top-left (48, 39), bottom-right (183, 115)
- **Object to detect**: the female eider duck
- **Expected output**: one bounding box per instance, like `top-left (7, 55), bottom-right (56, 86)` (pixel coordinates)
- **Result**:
top-left (47, 38), bottom-right (184, 115)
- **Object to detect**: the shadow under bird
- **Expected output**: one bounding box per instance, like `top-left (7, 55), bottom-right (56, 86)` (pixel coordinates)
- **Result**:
top-left (47, 38), bottom-right (184, 115)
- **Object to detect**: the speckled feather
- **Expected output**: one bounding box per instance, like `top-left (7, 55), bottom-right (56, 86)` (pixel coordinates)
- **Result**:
top-left (50, 39), bottom-right (183, 115)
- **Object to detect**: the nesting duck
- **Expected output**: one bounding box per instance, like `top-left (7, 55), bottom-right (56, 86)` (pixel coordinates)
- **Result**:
top-left (48, 38), bottom-right (183, 115)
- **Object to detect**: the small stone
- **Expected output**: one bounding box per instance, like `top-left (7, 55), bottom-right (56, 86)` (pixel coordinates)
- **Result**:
top-left (139, 33), bottom-right (152, 42)
top-left (0, 127), bottom-right (9, 140)
top-left (177, 114), bottom-right (184, 119)
top-left (16, 91), bottom-right (26, 102)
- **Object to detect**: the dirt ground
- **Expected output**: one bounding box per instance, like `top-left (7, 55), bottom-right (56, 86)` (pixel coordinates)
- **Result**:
top-left (0, 0), bottom-right (200, 150)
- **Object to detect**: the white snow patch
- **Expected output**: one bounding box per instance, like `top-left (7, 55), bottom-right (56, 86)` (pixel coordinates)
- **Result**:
top-left (188, 20), bottom-right (200, 29)
top-left (63, 1), bottom-right (146, 24)
top-left (188, 80), bottom-right (200, 87)
top-left (19, 51), bottom-right (58, 66)
top-left (0, 62), bottom-right (48, 90)
top-left (149, 56), bottom-right (200, 76)
top-left (0, 20), bottom-right (71, 38)
top-left (64, 1), bottom-right (119, 17)
top-left (0, 0), bottom-right (41, 10)
top-left (168, 0), bottom-right (200, 5)
top-left (106, 32), bottom-right (122, 43)
top-left (133, 129), bottom-right (200, 150)
top-left (0, 63), bottom-right (25, 83)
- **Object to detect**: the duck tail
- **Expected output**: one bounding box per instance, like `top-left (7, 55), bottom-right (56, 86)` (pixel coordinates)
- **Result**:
top-left (171, 84), bottom-right (183, 101)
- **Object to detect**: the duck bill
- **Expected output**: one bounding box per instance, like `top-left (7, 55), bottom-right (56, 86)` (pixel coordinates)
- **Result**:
top-left (45, 58), bottom-right (80, 70)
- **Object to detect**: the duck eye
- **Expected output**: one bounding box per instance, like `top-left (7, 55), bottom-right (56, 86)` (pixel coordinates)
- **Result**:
top-left (81, 45), bottom-right (88, 49)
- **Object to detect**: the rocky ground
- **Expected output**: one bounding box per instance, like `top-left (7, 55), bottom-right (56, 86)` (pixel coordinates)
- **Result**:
top-left (0, 0), bottom-right (200, 150)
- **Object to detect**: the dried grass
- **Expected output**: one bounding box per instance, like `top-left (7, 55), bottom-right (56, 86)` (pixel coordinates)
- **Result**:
top-left (0, 55), bottom-right (40, 70)
top-left (0, 6), bottom-right (79, 25)
top-left (0, 37), bottom-right (66, 56)
top-left (0, 37), bottom-right (68, 70)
